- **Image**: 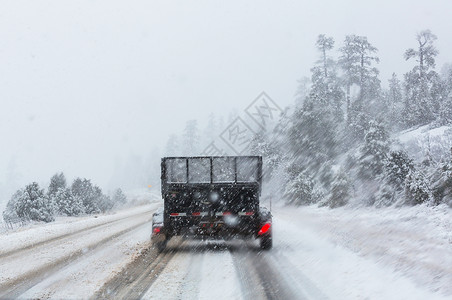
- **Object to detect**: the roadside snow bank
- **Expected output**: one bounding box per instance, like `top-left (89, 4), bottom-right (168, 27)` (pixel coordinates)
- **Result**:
top-left (0, 204), bottom-right (158, 255)
top-left (275, 204), bottom-right (452, 297)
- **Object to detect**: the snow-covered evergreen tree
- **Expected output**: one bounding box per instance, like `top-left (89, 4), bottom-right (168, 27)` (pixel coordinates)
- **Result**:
top-left (97, 192), bottom-right (114, 213)
top-left (325, 169), bottom-right (352, 208)
top-left (431, 149), bottom-right (452, 205)
top-left (385, 150), bottom-right (414, 189)
top-left (404, 169), bottom-right (432, 205)
top-left (2, 190), bottom-right (22, 223)
top-left (438, 94), bottom-right (452, 125)
top-left (310, 34), bottom-right (344, 121)
top-left (249, 129), bottom-right (281, 180)
top-left (385, 73), bottom-right (403, 129)
top-left (288, 96), bottom-right (338, 172)
top-left (403, 30), bottom-right (439, 127)
top-left (284, 172), bottom-right (316, 205)
top-left (182, 120), bottom-right (199, 156)
top-left (112, 188), bottom-right (127, 206)
top-left (48, 172), bottom-right (67, 197)
top-left (358, 121), bottom-right (390, 179)
top-left (71, 178), bottom-right (101, 214)
top-left (54, 188), bottom-right (84, 216)
top-left (15, 182), bottom-right (55, 222)
top-left (339, 35), bottom-right (380, 129)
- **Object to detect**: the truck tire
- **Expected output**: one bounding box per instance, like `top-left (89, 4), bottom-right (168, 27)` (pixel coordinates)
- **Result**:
top-left (156, 240), bottom-right (167, 252)
top-left (260, 235), bottom-right (272, 250)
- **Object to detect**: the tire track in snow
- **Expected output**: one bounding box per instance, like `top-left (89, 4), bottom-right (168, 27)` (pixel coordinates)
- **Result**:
top-left (230, 240), bottom-right (312, 300)
top-left (0, 214), bottom-right (152, 299)
top-left (0, 209), bottom-right (152, 260)
top-left (177, 244), bottom-right (205, 298)
top-left (230, 242), bottom-right (266, 299)
top-left (93, 238), bottom-right (183, 299)
top-left (19, 224), bottom-right (152, 299)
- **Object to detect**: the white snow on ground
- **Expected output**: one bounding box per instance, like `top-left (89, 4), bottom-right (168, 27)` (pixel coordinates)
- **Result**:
top-left (197, 249), bottom-right (242, 300)
top-left (0, 204), bottom-right (160, 299)
top-left (20, 225), bottom-right (152, 299)
top-left (2, 200), bottom-right (452, 299)
top-left (0, 204), bottom-right (159, 254)
top-left (0, 210), bottom-right (151, 286)
top-left (145, 241), bottom-right (243, 300)
top-left (274, 204), bottom-right (452, 299)
top-left (143, 203), bottom-right (452, 300)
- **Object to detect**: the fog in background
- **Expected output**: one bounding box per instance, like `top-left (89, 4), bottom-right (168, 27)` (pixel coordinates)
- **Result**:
top-left (1, 0), bottom-right (452, 209)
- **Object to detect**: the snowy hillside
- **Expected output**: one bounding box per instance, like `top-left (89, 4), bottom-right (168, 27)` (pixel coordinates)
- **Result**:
top-left (397, 125), bottom-right (452, 164)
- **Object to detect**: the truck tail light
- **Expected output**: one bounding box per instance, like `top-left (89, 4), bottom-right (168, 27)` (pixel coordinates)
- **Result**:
top-left (258, 223), bottom-right (271, 235)
top-left (153, 227), bottom-right (161, 234)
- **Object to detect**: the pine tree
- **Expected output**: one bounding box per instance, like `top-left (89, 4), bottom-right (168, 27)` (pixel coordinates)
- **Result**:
top-left (15, 182), bottom-right (55, 222)
top-left (2, 190), bottom-right (22, 223)
top-left (404, 169), bottom-right (432, 205)
top-left (97, 193), bottom-right (114, 213)
top-left (284, 172), bottom-right (315, 205)
top-left (182, 120), bottom-right (199, 156)
top-left (54, 188), bottom-right (84, 216)
top-left (287, 97), bottom-right (338, 175)
top-left (358, 121), bottom-right (390, 179)
top-left (339, 35), bottom-right (380, 127)
top-left (48, 172), bottom-right (67, 197)
top-left (327, 170), bottom-right (351, 208)
top-left (439, 94), bottom-right (452, 125)
top-left (112, 188), bottom-right (127, 206)
top-left (403, 30), bottom-right (439, 126)
top-left (249, 129), bottom-right (280, 180)
top-left (386, 73), bottom-right (403, 129)
top-left (310, 34), bottom-right (344, 122)
top-left (71, 178), bottom-right (101, 214)
top-left (431, 148), bottom-right (452, 205)
top-left (385, 151), bottom-right (414, 189)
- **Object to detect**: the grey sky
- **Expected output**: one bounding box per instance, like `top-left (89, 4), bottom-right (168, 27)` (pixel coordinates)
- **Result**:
top-left (1, 0), bottom-right (451, 204)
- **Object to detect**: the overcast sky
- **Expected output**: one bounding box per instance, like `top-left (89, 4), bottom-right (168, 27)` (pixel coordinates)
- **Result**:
top-left (1, 0), bottom-right (451, 204)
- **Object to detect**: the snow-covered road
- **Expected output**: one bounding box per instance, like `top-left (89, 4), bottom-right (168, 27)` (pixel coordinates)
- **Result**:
top-left (1, 203), bottom-right (451, 299)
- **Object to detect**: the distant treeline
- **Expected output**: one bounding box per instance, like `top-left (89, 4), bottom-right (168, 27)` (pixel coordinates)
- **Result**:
top-left (2, 172), bottom-right (127, 224)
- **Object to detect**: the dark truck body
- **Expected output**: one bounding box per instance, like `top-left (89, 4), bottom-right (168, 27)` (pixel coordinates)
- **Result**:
top-left (152, 156), bottom-right (272, 250)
